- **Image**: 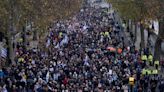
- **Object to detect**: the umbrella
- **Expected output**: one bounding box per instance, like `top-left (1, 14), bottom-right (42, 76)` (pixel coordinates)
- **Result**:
top-left (107, 47), bottom-right (116, 52)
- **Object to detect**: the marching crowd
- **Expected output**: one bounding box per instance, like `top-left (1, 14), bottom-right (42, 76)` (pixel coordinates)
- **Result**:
top-left (0, 2), bottom-right (164, 92)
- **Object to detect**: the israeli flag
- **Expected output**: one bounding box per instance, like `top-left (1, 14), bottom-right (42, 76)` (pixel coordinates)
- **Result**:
top-left (1, 47), bottom-right (7, 58)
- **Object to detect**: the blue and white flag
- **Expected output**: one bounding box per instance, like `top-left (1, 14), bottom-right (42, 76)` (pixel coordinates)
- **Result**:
top-left (1, 47), bottom-right (7, 58)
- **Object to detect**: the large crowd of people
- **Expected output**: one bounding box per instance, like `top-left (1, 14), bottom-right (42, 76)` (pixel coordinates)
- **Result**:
top-left (0, 2), bottom-right (164, 92)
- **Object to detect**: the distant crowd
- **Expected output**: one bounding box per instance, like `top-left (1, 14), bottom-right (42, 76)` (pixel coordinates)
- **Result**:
top-left (0, 2), bottom-right (164, 92)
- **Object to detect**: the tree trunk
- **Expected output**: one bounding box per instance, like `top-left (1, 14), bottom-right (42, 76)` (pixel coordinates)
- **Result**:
top-left (127, 20), bottom-right (129, 32)
top-left (154, 17), bottom-right (164, 61)
top-left (154, 38), bottom-right (162, 61)
top-left (6, 6), bottom-right (15, 65)
top-left (147, 27), bottom-right (151, 48)
top-left (147, 27), bottom-right (150, 40)
top-left (6, 28), bottom-right (14, 65)
top-left (4, 0), bottom-right (16, 65)
top-left (33, 30), bottom-right (37, 40)
top-left (130, 19), bottom-right (133, 32)
top-left (134, 22), bottom-right (137, 42)
top-left (22, 26), bottom-right (26, 50)
top-left (140, 23), bottom-right (145, 49)
top-left (130, 20), bottom-right (134, 43)
top-left (0, 32), bottom-right (4, 42)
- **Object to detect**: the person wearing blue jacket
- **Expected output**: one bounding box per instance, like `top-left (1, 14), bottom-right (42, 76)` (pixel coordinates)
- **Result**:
top-left (0, 69), bottom-right (5, 78)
